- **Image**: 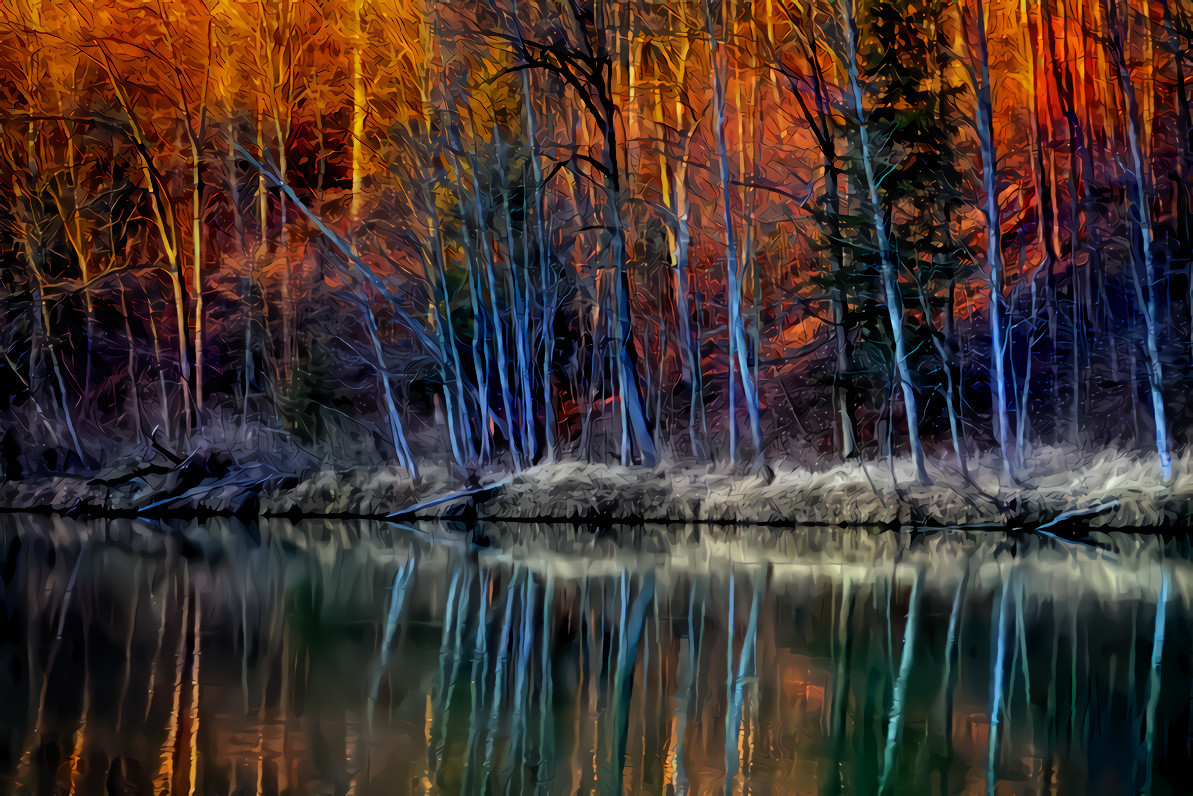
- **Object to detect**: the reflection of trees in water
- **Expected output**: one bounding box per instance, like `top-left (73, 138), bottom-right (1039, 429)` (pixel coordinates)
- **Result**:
top-left (0, 515), bottom-right (1188, 794)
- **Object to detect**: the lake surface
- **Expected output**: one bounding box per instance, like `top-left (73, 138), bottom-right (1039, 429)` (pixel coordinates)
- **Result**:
top-left (0, 515), bottom-right (1190, 795)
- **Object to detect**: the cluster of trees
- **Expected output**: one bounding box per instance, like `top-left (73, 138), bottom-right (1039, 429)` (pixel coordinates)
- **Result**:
top-left (1, 0), bottom-right (1190, 481)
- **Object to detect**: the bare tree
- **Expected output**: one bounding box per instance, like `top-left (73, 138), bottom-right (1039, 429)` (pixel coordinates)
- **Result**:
top-left (1104, 0), bottom-right (1172, 480)
top-left (831, 0), bottom-right (929, 483)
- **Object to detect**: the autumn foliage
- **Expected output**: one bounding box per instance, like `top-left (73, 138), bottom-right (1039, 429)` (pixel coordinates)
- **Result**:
top-left (1, 0), bottom-right (1190, 479)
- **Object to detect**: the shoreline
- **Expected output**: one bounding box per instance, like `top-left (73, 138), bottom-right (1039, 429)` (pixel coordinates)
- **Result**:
top-left (1, 447), bottom-right (1190, 534)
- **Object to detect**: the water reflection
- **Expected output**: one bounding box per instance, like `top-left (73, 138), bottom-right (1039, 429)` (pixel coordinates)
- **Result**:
top-left (0, 515), bottom-right (1189, 794)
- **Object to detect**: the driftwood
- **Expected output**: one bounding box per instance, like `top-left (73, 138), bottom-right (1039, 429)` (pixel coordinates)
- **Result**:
top-left (1029, 500), bottom-right (1122, 546)
top-left (1036, 500), bottom-right (1122, 532)
top-left (386, 475), bottom-right (516, 519)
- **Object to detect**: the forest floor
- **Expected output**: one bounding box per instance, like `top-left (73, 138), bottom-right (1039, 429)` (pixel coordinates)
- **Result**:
top-left (1, 438), bottom-right (1189, 533)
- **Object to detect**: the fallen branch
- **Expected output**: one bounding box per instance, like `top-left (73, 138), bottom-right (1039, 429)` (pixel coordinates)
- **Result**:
top-left (1035, 499), bottom-right (1120, 533)
top-left (386, 475), bottom-right (516, 519)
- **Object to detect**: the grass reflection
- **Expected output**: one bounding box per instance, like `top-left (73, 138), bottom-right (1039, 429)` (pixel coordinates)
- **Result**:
top-left (0, 516), bottom-right (1188, 794)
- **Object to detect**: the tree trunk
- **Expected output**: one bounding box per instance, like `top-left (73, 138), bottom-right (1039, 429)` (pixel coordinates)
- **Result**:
top-left (119, 283), bottom-right (143, 444)
top-left (351, 0), bottom-right (366, 221)
top-left (226, 121), bottom-right (256, 423)
top-left (972, 0), bottom-right (1014, 479)
top-left (444, 117), bottom-right (495, 462)
top-left (426, 194), bottom-right (472, 465)
top-left (790, 11), bottom-right (857, 458)
top-left (191, 138), bottom-right (204, 416)
top-left (482, 132), bottom-right (524, 471)
top-left (653, 11), bottom-right (702, 458)
top-left (149, 296), bottom-right (174, 445)
top-left (838, 0), bottom-right (929, 483)
top-left (707, 0), bottom-right (764, 465)
top-left (519, 69), bottom-right (557, 462)
top-left (1106, 0), bottom-right (1173, 480)
top-left (274, 116), bottom-right (292, 395)
top-left (599, 102), bottom-right (657, 466)
top-left (365, 302), bottom-right (417, 476)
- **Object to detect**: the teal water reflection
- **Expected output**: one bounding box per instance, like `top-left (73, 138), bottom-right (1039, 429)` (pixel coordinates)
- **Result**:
top-left (0, 515), bottom-right (1189, 794)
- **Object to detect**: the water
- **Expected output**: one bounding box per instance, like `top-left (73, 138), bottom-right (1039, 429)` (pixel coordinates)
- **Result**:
top-left (1, 514), bottom-right (1190, 794)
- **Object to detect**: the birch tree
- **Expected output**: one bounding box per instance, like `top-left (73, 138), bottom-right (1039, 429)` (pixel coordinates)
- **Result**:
top-left (1104, 0), bottom-right (1173, 480)
top-left (490, 0), bottom-right (658, 465)
top-left (773, 0), bottom-right (857, 458)
top-left (963, 0), bottom-right (1014, 479)
top-left (706, 0), bottom-right (765, 464)
top-left (831, 0), bottom-right (929, 483)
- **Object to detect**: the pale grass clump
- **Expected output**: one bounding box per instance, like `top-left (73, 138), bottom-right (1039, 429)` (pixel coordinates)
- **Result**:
top-left (3, 439), bottom-right (1190, 530)
top-left (484, 445), bottom-right (1193, 528)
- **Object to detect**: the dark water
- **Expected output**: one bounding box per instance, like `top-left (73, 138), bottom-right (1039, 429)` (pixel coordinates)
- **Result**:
top-left (0, 515), bottom-right (1190, 795)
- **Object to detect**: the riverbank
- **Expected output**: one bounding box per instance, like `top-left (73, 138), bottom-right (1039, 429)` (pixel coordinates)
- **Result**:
top-left (481, 447), bottom-right (1191, 531)
top-left (2, 445), bottom-right (1189, 532)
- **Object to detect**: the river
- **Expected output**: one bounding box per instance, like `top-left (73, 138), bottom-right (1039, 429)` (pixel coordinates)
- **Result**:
top-left (0, 514), bottom-right (1189, 794)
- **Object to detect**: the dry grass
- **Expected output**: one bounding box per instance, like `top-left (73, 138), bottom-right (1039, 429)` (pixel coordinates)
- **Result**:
top-left (2, 442), bottom-right (1190, 530)
top-left (482, 446), bottom-right (1193, 529)
top-left (261, 464), bottom-right (455, 515)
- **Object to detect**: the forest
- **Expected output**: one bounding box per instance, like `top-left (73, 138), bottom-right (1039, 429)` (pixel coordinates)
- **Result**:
top-left (1, 0), bottom-right (1190, 492)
